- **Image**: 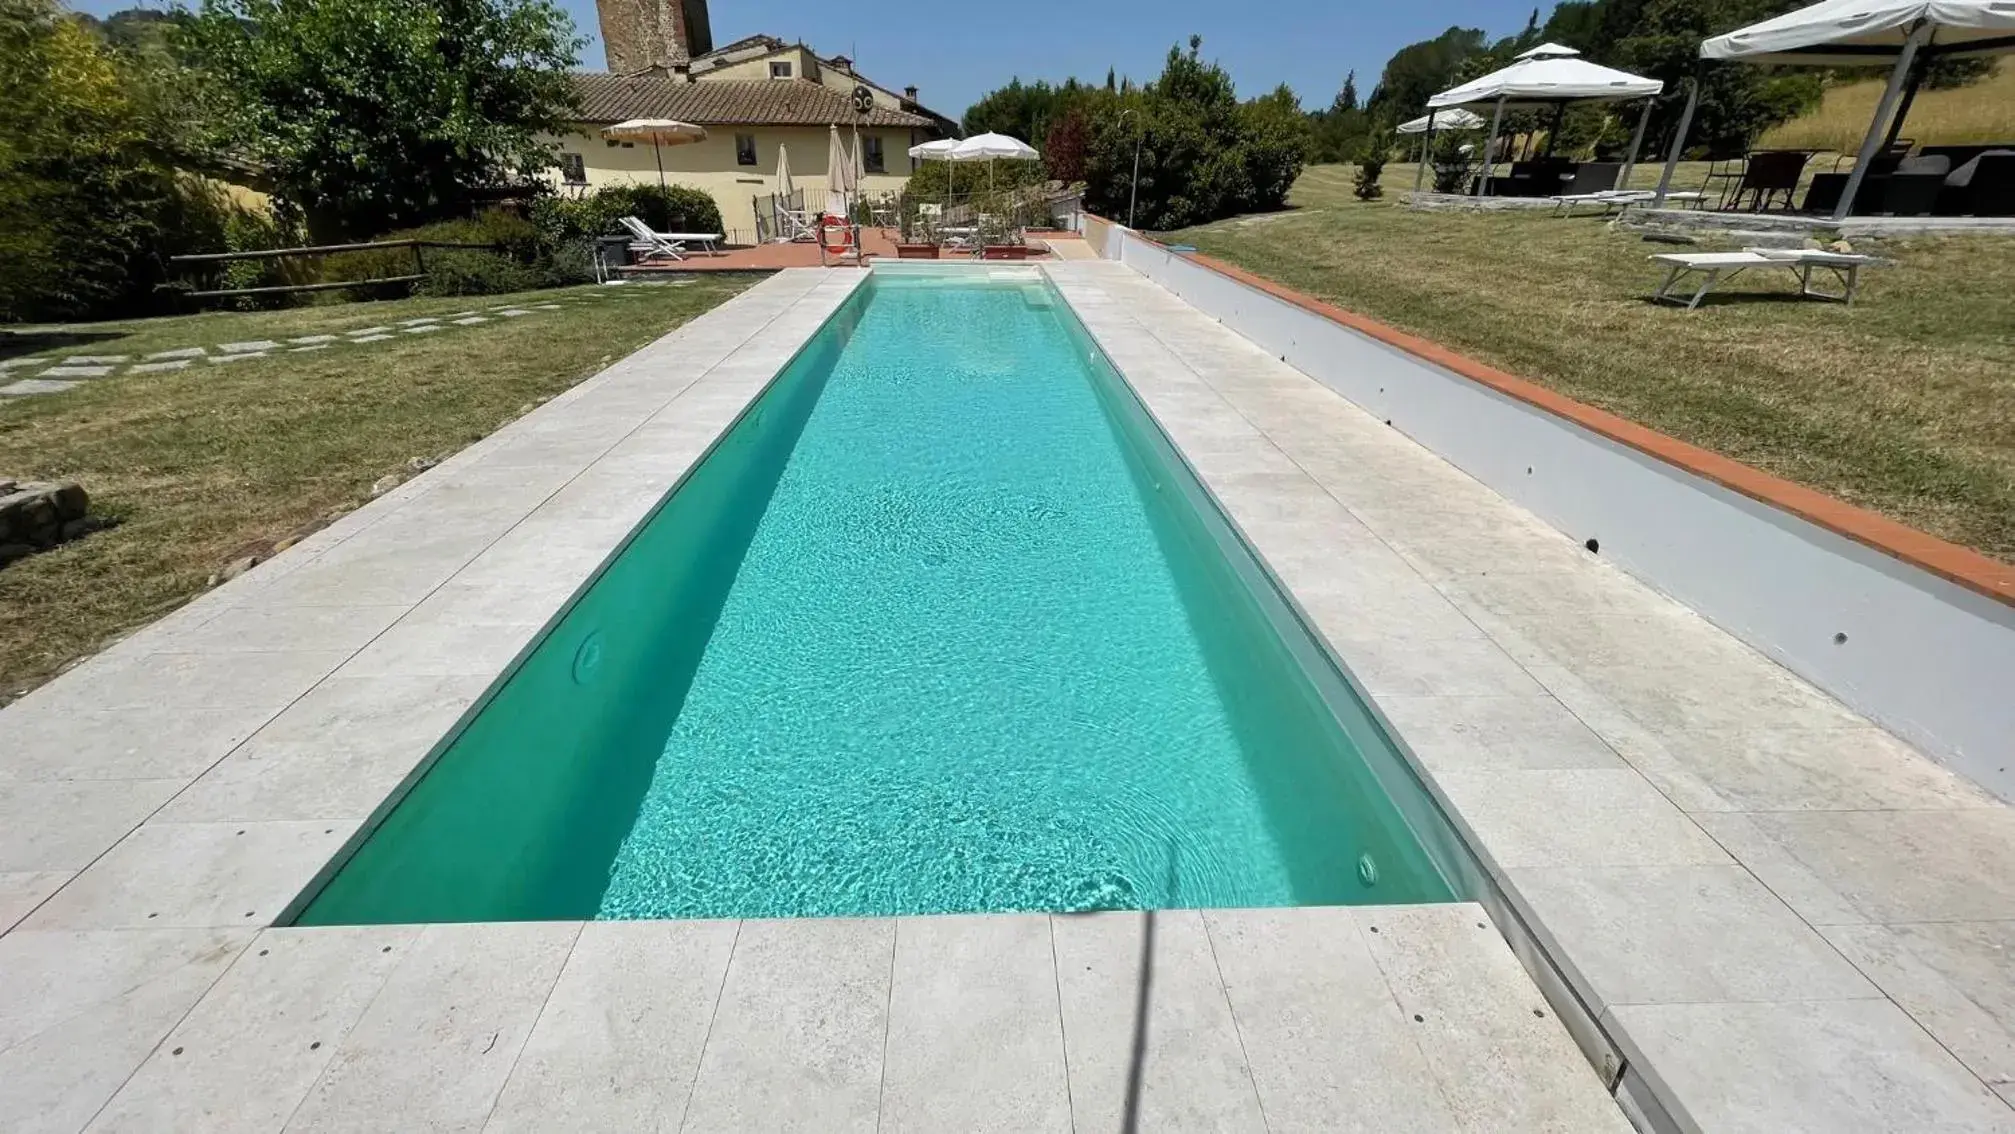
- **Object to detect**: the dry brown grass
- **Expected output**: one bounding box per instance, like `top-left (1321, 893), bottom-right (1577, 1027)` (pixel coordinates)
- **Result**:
top-left (1764, 63), bottom-right (2015, 153)
top-left (1174, 169), bottom-right (2015, 561)
top-left (0, 277), bottom-right (758, 699)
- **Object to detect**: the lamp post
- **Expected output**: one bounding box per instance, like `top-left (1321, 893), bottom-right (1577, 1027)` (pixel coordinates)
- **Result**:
top-left (1120, 107), bottom-right (1143, 228)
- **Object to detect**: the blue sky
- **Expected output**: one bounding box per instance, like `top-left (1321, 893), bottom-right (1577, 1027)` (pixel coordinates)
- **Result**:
top-left (73, 0), bottom-right (1547, 118)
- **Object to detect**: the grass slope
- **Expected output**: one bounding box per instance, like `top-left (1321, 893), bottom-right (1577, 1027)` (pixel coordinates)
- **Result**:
top-left (1173, 167), bottom-right (2015, 562)
top-left (0, 276), bottom-right (759, 699)
top-left (1765, 63), bottom-right (2015, 153)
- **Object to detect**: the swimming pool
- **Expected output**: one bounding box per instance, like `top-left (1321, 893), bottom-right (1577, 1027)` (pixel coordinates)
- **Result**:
top-left (292, 267), bottom-right (1461, 925)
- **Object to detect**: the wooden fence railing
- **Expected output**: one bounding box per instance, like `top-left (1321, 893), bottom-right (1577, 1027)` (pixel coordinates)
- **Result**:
top-left (169, 239), bottom-right (503, 301)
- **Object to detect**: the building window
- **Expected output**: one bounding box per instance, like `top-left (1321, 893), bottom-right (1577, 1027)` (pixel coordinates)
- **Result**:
top-left (769, 60), bottom-right (792, 78)
top-left (736, 134), bottom-right (757, 166)
top-left (559, 152), bottom-right (586, 184)
top-left (862, 135), bottom-right (884, 173)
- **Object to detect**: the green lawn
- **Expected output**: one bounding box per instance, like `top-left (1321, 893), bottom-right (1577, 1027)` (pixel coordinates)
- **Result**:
top-left (0, 276), bottom-right (760, 700)
top-left (1171, 165), bottom-right (2015, 562)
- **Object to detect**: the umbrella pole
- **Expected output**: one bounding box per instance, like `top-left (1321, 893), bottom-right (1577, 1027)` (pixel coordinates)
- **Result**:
top-left (1882, 50), bottom-right (1930, 149)
top-left (1835, 23), bottom-right (1931, 221)
top-left (653, 138), bottom-right (665, 188)
top-left (1413, 109), bottom-right (1438, 194)
top-left (1477, 96), bottom-right (1507, 196)
top-left (1654, 71), bottom-right (1701, 206)
top-left (1620, 95), bottom-right (1655, 188)
top-left (1545, 102), bottom-right (1567, 157)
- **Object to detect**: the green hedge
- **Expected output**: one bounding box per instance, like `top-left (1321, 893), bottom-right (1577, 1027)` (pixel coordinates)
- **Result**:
top-left (529, 184), bottom-right (724, 248)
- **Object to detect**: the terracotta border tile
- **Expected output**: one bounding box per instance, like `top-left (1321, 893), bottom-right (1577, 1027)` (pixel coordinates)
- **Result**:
top-left (1101, 222), bottom-right (2012, 607)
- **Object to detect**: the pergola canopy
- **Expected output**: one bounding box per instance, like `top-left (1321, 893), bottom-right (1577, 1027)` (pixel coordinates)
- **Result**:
top-left (1428, 48), bottom-right (1663, 109)
top-left (1663, 0), bottom-right (2015, 217)
top-left (1701, 0), bottom-right (2015, 63)
top-left (1398, 108), bottom-right (1485, 133)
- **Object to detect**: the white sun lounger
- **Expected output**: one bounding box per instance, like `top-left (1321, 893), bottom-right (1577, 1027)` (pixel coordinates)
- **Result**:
top-left (1553, 190), bottom-right (1711, 217)
top-left (1649, 248), bottom-right (1878, 310)
top-left (618, 216), bottom-right (722, 261)
top-left (1553, 190), bottom-right (1654, 217)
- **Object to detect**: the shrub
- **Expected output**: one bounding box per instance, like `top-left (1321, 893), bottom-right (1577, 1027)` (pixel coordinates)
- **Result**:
top-left (1353, 133), bottom-right (1390, 200)
top-left (530, 183), bottom-right (724, 250)
top-left (415, 248), bottom-right (541, 296)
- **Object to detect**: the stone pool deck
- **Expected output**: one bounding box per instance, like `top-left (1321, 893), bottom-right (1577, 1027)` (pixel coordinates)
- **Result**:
top-left (1047, 260), bottom-right (2015, 1131)
top-left (0, 262), bottom-right (2008, 1131)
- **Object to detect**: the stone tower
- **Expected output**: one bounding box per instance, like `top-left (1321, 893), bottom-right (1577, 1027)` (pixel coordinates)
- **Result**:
top-left (598, 0), bottom-right (713, 74)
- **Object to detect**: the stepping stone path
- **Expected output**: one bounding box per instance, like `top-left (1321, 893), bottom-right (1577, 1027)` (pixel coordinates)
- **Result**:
top-left (1, 378), bottom-right (80, 396)
top-left (0, 286), bottom-right (646, 400)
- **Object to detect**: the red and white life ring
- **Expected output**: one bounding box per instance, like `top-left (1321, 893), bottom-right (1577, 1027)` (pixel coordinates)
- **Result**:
top-left (818, 214), bottom-right (854, 255)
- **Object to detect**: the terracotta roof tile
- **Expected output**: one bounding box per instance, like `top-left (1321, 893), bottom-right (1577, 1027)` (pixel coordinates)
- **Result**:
top-left (569, 74), bottom-right (932, 128)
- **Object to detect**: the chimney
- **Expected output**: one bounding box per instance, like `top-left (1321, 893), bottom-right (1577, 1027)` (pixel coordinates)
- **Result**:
top-left (829, 54), bottom-right (852, 73)
top-left (904, 85), bottom-right (918, 102)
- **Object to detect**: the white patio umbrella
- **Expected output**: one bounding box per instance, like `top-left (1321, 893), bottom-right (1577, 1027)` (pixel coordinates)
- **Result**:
top-left (909, 137), bottom-right (960, 208)
top-left (1397, 108), bottom-right (1484, 134)
top-left (1401, 109), bottom-right (1486, 184)
top-left (600, 119), bottom-right (707, 188)
top-left (1427, 47), bottom-right (1663, 195)
top-left (949, 132), bottom-right (1041, 194)
top-left (1668, 0), bottom-right (2015, 217)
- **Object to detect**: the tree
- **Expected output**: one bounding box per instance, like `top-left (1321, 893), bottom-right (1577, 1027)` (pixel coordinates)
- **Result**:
top-left (961, 77), bottom-right (1094, 144)
top-left (0, 0), bottom-right (183, 320)
top-left (1609, 0), bottom-right (1822, 157)
top-left (1079, 37), bottom-right (1309, 230)
top-left (1044, 107), bottom-right (1090, 183)
top-left (1366, 26), bottom-right (1486, 119)
top-left (1333, 71), bottom-right (1358, 114)
top-left (184, 0), bottom-right (582, 237)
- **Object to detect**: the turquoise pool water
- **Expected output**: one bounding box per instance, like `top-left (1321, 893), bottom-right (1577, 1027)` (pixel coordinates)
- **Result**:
top-left (293, 269), bottom-right (1456, 925)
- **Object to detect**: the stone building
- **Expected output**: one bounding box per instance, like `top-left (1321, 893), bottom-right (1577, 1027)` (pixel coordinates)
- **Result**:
top-left (549, 0), bottom-right (956, 244)
top-left (597, 0), bottom-right (714, 74)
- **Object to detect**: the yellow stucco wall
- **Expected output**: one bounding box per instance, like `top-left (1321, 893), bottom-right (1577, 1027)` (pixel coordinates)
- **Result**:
top-left (697, 47), bottom-right (818, 83)
top-left (550, 124), bottom-right (919, 244)
top-left (693, 49), bottom-right (909, 112)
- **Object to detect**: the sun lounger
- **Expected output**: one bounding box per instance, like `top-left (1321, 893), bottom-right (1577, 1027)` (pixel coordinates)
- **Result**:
top-left (618, 216), bottom-right (722, 261)
top-left (1552, 190), bottom-right (1654, 217)
top-left (1649, 248), bottom-right (1878, 309)
top-left (1553, 190), bottom-right (1709, 217)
